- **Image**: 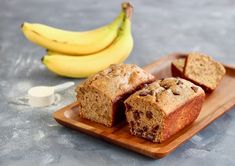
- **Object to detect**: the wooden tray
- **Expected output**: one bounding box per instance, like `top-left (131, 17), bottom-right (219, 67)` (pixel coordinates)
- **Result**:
top-left (53, 53), bottom-right (235, 158)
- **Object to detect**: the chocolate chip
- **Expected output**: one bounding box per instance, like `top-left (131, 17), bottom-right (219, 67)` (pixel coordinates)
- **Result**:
top-left (146, 111), bottom-right (153, 119)
top-left (133, 111), bottom-right (140, 120)
top-left (172, 90), bottom-right (180, 95)
top-left (152, 125), bottom-right (159, 133)
top-left (191, 86), bottom-right (198, 93)
top-left (177, 80), bottom-right (183, 85)
top-left (156, 98), bottom-right (159, 102)
top-left (139, 91), bottom-right (149, 96)
top-left (143, 126), bottom-right (148, 132)
top-left (163, 85), bottom-right (170, 90)
top-left (146, 133), bottom-right (155, 141)
top-left (149, 90), bottom-right (155, 95)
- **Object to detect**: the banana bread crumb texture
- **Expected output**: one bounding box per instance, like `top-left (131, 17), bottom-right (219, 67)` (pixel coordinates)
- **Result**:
top-left (184, 52), bottom-right (226, 91)
top-left (172, 58), bottom-right (185, 73)
top-left (171, 53), bottom-right (226, 91)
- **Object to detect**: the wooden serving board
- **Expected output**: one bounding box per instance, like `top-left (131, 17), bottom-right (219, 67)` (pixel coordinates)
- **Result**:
top-left (53, 53), bottom-right (235, 158)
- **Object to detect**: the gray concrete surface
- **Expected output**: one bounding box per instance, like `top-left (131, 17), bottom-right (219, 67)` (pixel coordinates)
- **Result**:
top-left (0, 0), bottom-right (235, 165)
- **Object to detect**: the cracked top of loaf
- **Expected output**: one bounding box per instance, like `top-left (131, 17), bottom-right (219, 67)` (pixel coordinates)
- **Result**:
top-left (125, 77), bottom-right (205, 115)
top-left (76, 64), bottom-right (155, 101)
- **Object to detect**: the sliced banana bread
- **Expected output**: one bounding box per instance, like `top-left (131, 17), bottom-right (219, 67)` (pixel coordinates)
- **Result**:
top-left (184, 53), bottom-right (226, 91)
top-left (125, 77), bottom-right (205, 143)
top-left (76, 64), bottom-right (155, 127)
top-left (171, 58), bottom-right (185, 78)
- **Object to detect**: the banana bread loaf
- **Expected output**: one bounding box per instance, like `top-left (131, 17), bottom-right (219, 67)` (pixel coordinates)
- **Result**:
top-left (124, 77), bottom-right (205, 143)
top-left (184, 53), bottom-right (226, 91)
top-left (76, 64), bottom-right (155, 127)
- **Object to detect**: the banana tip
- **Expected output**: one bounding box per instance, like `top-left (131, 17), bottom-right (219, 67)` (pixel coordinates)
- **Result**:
top-left (21, 23), bottom-right (24, 29)
top-left (122, 2), bottom-right (133, 9)
top-left (41, 56), bottom-right (44, 63)
top-left (121, 2), bottom-right (133, 19)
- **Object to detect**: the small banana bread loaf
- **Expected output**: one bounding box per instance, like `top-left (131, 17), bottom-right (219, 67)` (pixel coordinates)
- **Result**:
top-left (125, 77), bottom-right (205, 143)
top-left (76, 64), bottom-right (155, 127)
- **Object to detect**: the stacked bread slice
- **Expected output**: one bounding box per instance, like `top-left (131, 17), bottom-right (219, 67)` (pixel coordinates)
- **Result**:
top-left (171, 52), bottom-right (226, 92)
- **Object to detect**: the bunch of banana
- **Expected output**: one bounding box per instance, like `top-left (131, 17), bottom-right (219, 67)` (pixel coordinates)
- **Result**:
top-left (21, 2), bottom-right (134, 78)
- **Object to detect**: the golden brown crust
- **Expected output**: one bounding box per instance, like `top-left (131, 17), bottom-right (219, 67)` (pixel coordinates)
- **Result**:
top-left (161, 93), bottom-right (205, 142)
top-left (76, 64), bottom-right (155, 100)
top-left (125, 77), bottom-right (205, 115)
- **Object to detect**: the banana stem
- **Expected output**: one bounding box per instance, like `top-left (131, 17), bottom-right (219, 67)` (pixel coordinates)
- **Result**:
top-left (122, 2), bottom-right (133, 20)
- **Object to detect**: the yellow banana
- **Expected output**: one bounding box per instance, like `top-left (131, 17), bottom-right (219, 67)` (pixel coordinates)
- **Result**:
top-left (42, 14), bottom-right (133, 78)
top-left (21, 10), bottom-right (124, 55)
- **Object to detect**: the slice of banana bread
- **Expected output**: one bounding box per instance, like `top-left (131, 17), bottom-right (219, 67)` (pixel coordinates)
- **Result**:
top-left (76, 64), bottom-right (155, 127)
top-left (124, 77), bottom-right (205, 143)
top-left (171, 58), bottom-right (185, 78)
top-left (184, 53), bottom-right (226, 91)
